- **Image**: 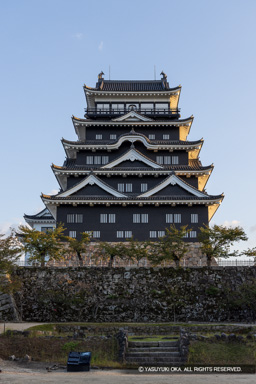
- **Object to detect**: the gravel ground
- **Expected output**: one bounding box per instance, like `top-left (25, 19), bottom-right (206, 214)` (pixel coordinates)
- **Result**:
top-left (0, 360), bottom-right (255, 384)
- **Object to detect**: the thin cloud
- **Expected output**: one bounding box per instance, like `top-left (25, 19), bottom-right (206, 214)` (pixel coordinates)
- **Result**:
top-left (98, 41), bottom-right (103, 51)
top-left (73, 33), bottom-right (83, 40)
top-left (222, 220), bottom-right (240, 228)
top-left (48, 189), bottom-right (59, 195)
top-left (250, 225), bottom-right (256, 233)
top-left (0, 218), bottom-right (25, 235)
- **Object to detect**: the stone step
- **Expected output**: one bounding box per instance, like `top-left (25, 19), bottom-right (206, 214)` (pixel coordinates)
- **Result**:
top-left (128, 347), bottom-right (179, 352)
top-left (126, 351), bottom-right (181, 357)
top-left (128, 341), bottom-right (179, 348)
top-left (125, 356), bottom-right (185, 363)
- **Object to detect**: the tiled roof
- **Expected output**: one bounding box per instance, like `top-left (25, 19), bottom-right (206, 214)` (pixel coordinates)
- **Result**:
top-left (42, 195), bottom-right (223, 201)
top-left (98, 80), bottom-right (170, 92)
top-left (62, 137), bottom-right (202, 146)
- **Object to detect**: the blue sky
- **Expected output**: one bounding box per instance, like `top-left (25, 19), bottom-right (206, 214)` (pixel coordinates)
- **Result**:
top-left (0, 0), bottom-right (256, 251)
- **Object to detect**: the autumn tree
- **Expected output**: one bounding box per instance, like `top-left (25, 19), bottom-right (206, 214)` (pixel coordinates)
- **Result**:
top-left (198, 224), bottom-right (248, 267)
top-left (149, 225), bottom-right (190, 268)
top-left (65, 232), bottom-right (91, 266)
top-left (18, 224), bottom-right (66, 267)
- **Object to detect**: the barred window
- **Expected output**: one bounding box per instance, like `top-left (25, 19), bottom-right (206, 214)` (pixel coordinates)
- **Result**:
top-left (86, 156), bottom-right (94, 165)
top-left (174, 214), bottom-right (181, 223)
top-left (158, 231), bottom-right (165, 238)
top-left (172, 156), bottom-right (179, 165)
top-left (149, 134), bottom-right (155, 140)
top-left (117, 231), bottom-right (123, 238)
top-left (126, 183), bottom-right (133, 192)
top-left (101, 156), bottom-right (109, 165)
top-left (191, 214), bottom-right (198, 223)
top-left (164, 156), bottom-right (171, 165)
top-left (125, 231), bottom-right (132, 238)
top-left (67, 214), bottom-right (75, 223)
top-left (69, 231), bottom-right (76, 238)
top-left (190, 231), bottom-right (197, 238)
top-left (118, 183), bottom-right (125, 192)
top-left (163, 134), bottom-right (170, 139)
top-left (166, 213), bottom-right (173, 223)
top-left (183, 231), bottom-right (189, 238)
top-left (100, 214), bottom-right (108, 223)
top-left (156, 156), bottom-right (163, 164)
top-left (150, 231), bottom-right (157, 238)
top-left (133, 214), bottom-right (140, 223)
top-left (141, 214), bottom-right (148, 223)
top-left (41, 227), bottom-right (53, 233)
top-left (110, 134), bottom-right (116, 140)
top-left (84, 231), bottom-right (92, 237)
top-left (94, 156), bottom-right (101, 165)
top-left (109, 214), bottom-right (116, 223)
top-left (141, 183), bottom-right (148, 192)
top-left (93, 231), bottom-right (100, 238)
top-left (96, 134), bottom-right (102, 140)
top-left (76, 214), bottom-right (83, 223)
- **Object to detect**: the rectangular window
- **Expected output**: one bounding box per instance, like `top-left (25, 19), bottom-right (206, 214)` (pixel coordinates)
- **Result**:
top-left (118, 183), bottom-right (125, 192)
top-left (109, 214), bottom-right (116, 223)
top-left (100, 214), bottom-right (108, 223)
top-left (126, 183), bottom-right (133, 192)
top-left (172, 156), bottom-right (179, 165)
top-left (125, 231), bottom-right (132, 238)
top-left (156, 156), bottom-right (163, 164)
top-left (191, 214), bottom-right (198, 223)
top-left (94, 156), bottom-right (101, 165)
top-left (41, 227), bottom-right (53, 233)
top-left (69, 231), bottom-right (76, 238)
top-left (164, 156), bottom-right (171, 165)
top-left (96, 134), bottom-right (102, 140)
top-left (75, 214), bottom-right (83, 223)
top-left (158, 231), bottom-right (165, 237)
top-left (150, 231), bottom-right (157, 238)
top-left (155, 103), bottom-right (169, 110)
top-left (166, 213), bottom-right (173, 223)
top-left (112, 103), bottom-right (124, 111)
top-left (174, 214), bottom-right (181, 223)
top-left (67, 214), bottom-right (75, 223)
top-left (163, 134), bottom-right (170, 139)
top-left (133, 214), bottom-right (140, 223)
top-left (141, 183), bottom-right (148, 192)
top-left (110, 134), bottom-right (117, 140)
top-left (141, 214), bottom-right (148, 223)
top-left (93, 231), bottom-right (100, 238)
top-left (97, 103), bottom-right (109, 111)
top-left (84, 231), bottom-right (92, 237)
top-left (117, 231), bottom-right (123, 238)
top-left (190, 231), bottom-right (197, 238)
top-left (86, 156), bottom-right (94, 165)
top-left (149, 134), bottom-right (155, 140)
top-left (183, 231), bottom-right (189, 238)
top-left (101, 156), bottom-right (109, 165)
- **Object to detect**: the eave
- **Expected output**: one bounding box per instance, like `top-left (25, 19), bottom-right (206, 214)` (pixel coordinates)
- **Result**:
top-left (62, 135), bottom-right (203, 159)
top-left (52, 164), bottom-right (213, 192)
top-left (42, 194), bottom-right (224, 221)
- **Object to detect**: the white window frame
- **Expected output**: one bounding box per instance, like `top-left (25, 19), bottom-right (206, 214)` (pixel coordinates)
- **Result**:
top-left (118, 183), bottom-right (125, 192)
top-left (149, 134), bottom-right (155, 140)
top-left (133, 214), bottom-right (140, 223)
top-left (126, 183), bottom-right (132, 192)
top-left (100, 214), bottom-right (108, 223)
top-left (125, 231), bottom-right (132, 238)
top-left (86, 156), bottom-right (94, 165)
top-left (172, 156), bottom-right (179, 165)
top-left (96, 134), bottom-right (102, 140)
top-left (69, 231), bottom-right (76, 238)
top-left (101, 156), bottom-right (109, 165)
top-left (93, 231), bottom-right (101, 238)
top-left (150, 231), bottom-right (157, 238)
top-left (117, 231), bottom-right (123, 238)
top-left (190, 231), bottom-right (197, 238)
top-left (141, 214), bottom-right (148, 223)
top-left (158, 231), bottom-right (165, 238)
top-left (67, 214), bottom-right (75, 223)
top-left (110, 134), bottom-right (117, 140)
top-left (156, 156), bottom-right (163, 164)
top-left (109, 214), bottom-right (116, 223)
top-left (163, 134), bottom-right (170, 139)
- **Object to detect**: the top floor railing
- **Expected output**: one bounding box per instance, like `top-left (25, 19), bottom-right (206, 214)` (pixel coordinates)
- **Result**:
top-left (85, 108), bottom-right (180, 118)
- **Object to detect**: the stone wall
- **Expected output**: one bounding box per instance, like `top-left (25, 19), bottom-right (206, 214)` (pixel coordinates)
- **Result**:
top-left (46, 242), bottom-right (215, 267)
top-left (8, 266), bottom-right (256, 323)
top-left (0, 292), bottom-right (20, 321)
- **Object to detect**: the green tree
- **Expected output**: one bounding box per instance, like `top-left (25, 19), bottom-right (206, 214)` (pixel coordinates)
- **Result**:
top-left (65, 232), bottom-right (91, 266)
top-left (95, 242), bottom-right (127, 267)
top-left (0, 231), bottom-right (23, 292)
top-left (198, 224), bottom-right (248, 267)
top-left (18, 224), bottom-right (66, 267)
top-left (125, 237), bottom-right (149, 266)
top-left (149, 225), bottom-right (190, 268)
